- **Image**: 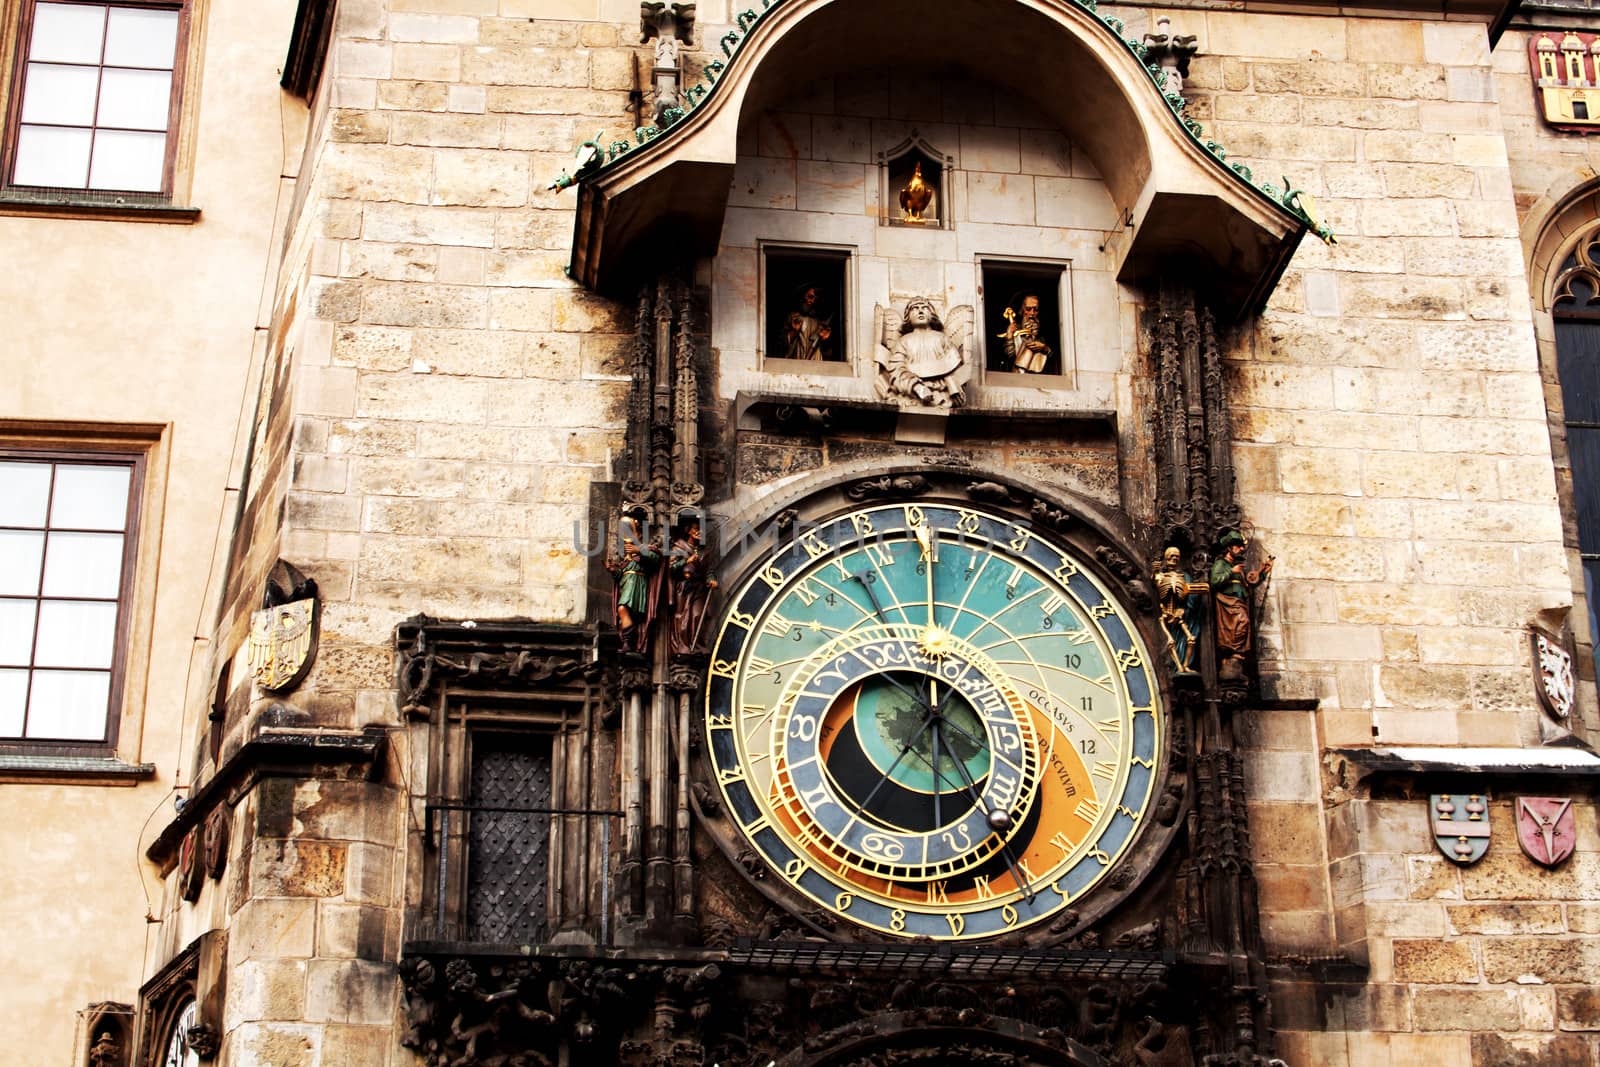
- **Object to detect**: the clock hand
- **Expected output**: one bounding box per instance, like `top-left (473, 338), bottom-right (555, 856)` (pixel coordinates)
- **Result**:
top-left (914, 523), bottom-right (936, 630)
top-left (851, 712), bottom-right (936, 823)
top-left (931, 712), bottom-right (942, 829)
top-left (931, 726), bottom-right (1037, 902)
top-left (846, 569), bottom-right (890, 621)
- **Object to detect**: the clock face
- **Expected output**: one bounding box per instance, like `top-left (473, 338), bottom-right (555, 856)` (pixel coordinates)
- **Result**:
top-left (704, 502), bottom-right (1163, 940)
top-left (161, 999), bottom-right (198, 1067)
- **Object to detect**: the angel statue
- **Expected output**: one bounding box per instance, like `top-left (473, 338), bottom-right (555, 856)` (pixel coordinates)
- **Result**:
top-left (874, 297), bottom-right (974, 408)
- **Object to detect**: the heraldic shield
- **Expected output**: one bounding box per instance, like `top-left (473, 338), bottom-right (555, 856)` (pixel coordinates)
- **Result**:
top-left (250, 598), bottom-right (318, 693)
top-left (1431, 794), bottom-right (1490, 865)
top-left (1516, 797), bottom-right (1575, 868)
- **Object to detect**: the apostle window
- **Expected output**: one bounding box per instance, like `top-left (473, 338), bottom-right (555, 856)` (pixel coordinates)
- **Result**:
top-left (979, 259), bottom-right (1070, 380)
top-left (4, 0), bottom-right (190, 196)
top-left (762, 246), bottom-right (850, 370)
top-left (0, 451), bottom-right (141, 751)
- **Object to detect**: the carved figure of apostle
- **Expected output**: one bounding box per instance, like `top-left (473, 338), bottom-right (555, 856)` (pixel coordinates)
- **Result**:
top-left (606, 514), bottom-right (661, 654)
top-left (1155, 546), bottom-right (1202, 675)
top-left (875, 297), bottom-right (973, 408)
top-left (669, 518), bottom-right (718, 657)
top-left (1002, 292), bottom-right (1052, 373)
top-left (1209, 530), bottom-right (1272, 679)
top-left (784, 284), bottom-right (833, 360)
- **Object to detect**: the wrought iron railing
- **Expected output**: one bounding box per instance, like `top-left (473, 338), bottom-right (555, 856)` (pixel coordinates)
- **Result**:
top-left (418, 801), bottom-right (621, 946)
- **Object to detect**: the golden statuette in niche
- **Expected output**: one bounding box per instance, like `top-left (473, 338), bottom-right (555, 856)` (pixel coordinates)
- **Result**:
top-left (899, 161), bottom-right (934, 223)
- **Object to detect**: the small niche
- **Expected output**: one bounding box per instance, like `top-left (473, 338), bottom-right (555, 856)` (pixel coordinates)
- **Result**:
top-left (879, 133), bottom-right (954, 229)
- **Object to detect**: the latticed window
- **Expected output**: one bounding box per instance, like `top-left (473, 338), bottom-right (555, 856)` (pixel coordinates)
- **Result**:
top-left (5, 0), bottom-right (191, 194)
top-left (466, 733), bottom-right (553, 943)
top-left (1553, 238), bottom-right (1600, 679)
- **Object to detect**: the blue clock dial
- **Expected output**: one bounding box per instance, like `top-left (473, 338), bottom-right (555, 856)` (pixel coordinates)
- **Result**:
top-left (706, 502), bottom-right (1162, 939)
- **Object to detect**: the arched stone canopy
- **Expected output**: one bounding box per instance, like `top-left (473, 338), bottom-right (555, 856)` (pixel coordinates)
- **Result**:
top-left (568, 0), bottom-right (1311, 319)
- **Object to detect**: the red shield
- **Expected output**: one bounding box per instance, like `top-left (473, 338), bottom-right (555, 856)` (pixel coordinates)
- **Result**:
top-left (1516, 797), bottom-right (1575, 868)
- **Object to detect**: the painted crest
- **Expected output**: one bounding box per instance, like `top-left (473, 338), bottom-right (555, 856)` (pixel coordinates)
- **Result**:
top-left (1431, 793), bottom-right (1490, 865)
top-left (1529, 31), bottom-right (1600, 131)
top-left (249, 597), bottom-right (319, 693)
top-left (1532, 629), bottom-right (1576, 724)
top-left (1516, 797), bottom-right (1576, 868)
top-left (177, 827), bottom-right (204, 903)
top-left (203, 806), bottom-right (231, 880)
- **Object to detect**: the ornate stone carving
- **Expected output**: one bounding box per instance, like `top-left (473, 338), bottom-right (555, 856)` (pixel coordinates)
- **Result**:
top-left (202, 807), bottom-right (229, 880)
top-left (874, 298), bottom-right (974, 409)
top-left (247, 559), bottom-right (319, 694)
top-left (845, 474), bottom-right (930, 501)
top-left (641, 4), bottom-right (696, 122)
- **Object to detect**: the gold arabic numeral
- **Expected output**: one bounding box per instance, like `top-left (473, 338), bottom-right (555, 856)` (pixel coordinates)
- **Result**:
top-left (1050, 880), bottom-right (1071, 900)
top-left (800, 531), bottom-right (828, 560)
top-left (956, 509), bottom-right (981, 534)
top-left (1116, 804), bottom-right (1138, 819)
top-left (926, 880), bottom-right (950, 905)
top-left (973, 875), bottom-right (995, 901)
top-left (793, 581), bottom-right (821, 607)
top-left (784, 859), bottom-right (807, 882)
top-left (904, 504), bottom-right (926, 527)
top-left (1001, 904), bottom-right (1019, 927)
top-left (1008, 525), bottom-right (1030, 551)
top-left (866, 541), bottom-right (894, 567)
top-left (710, 659), bottom-right (738, 679)
top-left (1098, 717), bottom-right (1122, 736)
top-left (1053, 556), bottom-right (1079, 582)
top-left (850, 512), bottom-right (876, 538)
top-left (728, 610), bottom-right (756, 630)
top-left (718, 767), bottom-right (745, 785)
top-left (945, 911), bottom-right (967, 936)
top-left (1091, 760), bottom-right (1116, 783)
top-left (758, 565), bottom-right (786, 590)
top-left (1131, 756), bottom-right (1154, 769)
top-left (1088, 600), bottom-right (1114, 620)
top-left (835, 892), bottom-right (853, 912)
top-left (1075, 797), bottom-right (1104, 823)
top-left (1050, 831), bottom-right (1075, 857)
top-left (1088, 846), bottom-right (1111, 866)
top-left (1116, 649), bottom-right (1144, 671)
top-left (889, 909), bottom-right (907, 933)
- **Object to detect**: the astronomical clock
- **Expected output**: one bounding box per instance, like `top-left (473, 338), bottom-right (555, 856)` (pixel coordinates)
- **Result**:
top-left (701, 496), bottom-right (1169, 941)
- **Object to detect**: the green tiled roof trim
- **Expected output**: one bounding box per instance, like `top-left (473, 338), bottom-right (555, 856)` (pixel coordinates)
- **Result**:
top-left (549, 0), bottom-right (1334, 243)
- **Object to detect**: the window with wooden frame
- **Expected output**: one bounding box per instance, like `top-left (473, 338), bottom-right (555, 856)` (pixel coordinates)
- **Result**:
top-left (0, 449), bottom-right (143, 753)
top-left (4, 0), bottom-right (190, 196)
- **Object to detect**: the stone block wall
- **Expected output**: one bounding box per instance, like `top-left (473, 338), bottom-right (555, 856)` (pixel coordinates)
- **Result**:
top-left (222, 777), bottom-right (406, 1067)
top-left (713, 71), bottom-right (1125, 409)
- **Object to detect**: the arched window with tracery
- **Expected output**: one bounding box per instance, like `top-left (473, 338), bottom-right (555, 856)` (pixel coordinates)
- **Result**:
top-left (1551, 234), bottom-right (1600, 688)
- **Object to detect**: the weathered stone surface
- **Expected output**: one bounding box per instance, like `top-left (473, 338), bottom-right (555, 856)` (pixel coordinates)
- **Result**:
top-left (1392, 938), bottom-right (1478, 983)
top-left (305, 959), bottom-right (396, 1025)
top-left (1413, 988), bottom-right (1522, 1030)
top-left (1470, 1032), bottom-right (1592, 1067)
top-left (249, 839), bottom-right (348, 898)
top-left (1482, 938), bottom-right (1600, 984)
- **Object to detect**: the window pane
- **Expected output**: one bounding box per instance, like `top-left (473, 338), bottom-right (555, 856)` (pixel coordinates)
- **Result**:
top-left (30, 3), bottom-right (106, 64)
top-left (104, 7), bottom-right (178, 67)
top-left (88, 128), bottom-right (165, 191)
top-left (0, 671), bottom-right (25, 736)
top-left (97, 68), bottom-right (171, 131)
top-left (0, 463), bottom-right (52, 527)
top-left (13, 125), bottom-right (92, 187)
top-left (26, 669), bottom-right (109, 740)
top-left (34, 600), bottom-right (116, 668)
top-left (20, 63), bottom-right (99, 125)
top-left (41, 531), bottom-right (122, 597)
top-left (50, 465), bottom-right (130, 531)
top-left (0, 531), bottom-right (46, 596)
top-left (0, 600), bottom-right (38, 666)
